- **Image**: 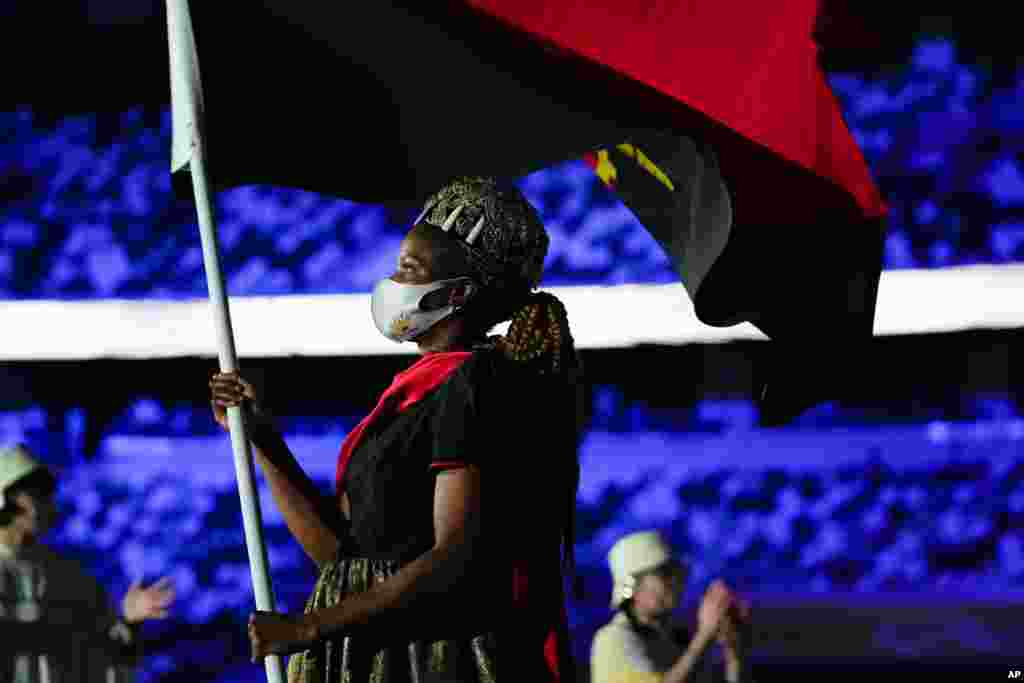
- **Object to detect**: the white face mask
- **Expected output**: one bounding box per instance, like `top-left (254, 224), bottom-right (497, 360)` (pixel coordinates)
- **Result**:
top-left (370, 277), bottom-right (476, 343)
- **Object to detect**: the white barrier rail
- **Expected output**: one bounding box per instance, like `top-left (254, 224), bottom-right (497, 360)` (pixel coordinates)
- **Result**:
top-left (1, 265), bottom-right (1021, 360)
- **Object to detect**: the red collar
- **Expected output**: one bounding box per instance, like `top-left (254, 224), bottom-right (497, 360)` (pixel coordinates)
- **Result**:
top-left (335, 351), bottom-right (472, 489)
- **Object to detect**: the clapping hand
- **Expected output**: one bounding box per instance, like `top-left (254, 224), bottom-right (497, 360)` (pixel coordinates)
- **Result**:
top-left (714, 586), bottom-right (752, 676)
top-left (122, 577), bottom-right (176, 624)
top-left (696, 580), bottom-right (734, 638)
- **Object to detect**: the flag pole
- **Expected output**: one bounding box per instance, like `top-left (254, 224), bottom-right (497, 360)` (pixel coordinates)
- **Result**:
top-left (167, 2), bottom-right (285, 681)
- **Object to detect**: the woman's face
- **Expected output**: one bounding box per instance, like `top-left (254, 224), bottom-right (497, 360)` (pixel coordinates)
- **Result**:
top-left (633, 562), bottom-right (687, 620)
top-left (392, 225), bottom-right (472, 312)
top-left (394, 224), bottom-right (470, 282)
top-left (393, 228), bottom-right (441, 286)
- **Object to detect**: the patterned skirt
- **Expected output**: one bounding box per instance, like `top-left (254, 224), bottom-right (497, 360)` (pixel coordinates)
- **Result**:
top-left (287, 557), bottom-right (497, 683)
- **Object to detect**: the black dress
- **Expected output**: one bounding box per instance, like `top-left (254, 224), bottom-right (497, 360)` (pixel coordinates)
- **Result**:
top-left (287, 348), bottom-right (580, 683)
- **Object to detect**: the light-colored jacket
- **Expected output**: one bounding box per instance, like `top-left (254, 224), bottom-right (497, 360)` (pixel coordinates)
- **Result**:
top-left (591, 611), bottom-right (686, 683)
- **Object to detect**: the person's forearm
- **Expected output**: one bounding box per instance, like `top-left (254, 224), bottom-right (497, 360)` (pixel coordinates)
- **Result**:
top-left (305, 541), bottom-right (475, 643)
top-left (249, 422), bottom-right (344, 566)
top-left (664, 628), bottom-right (715, 683)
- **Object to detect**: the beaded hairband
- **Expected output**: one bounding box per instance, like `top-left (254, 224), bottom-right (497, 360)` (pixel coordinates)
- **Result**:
top-left (414, 198), bottom-right (485, 245)
top-left (414, 198), bottom-right (530, 293)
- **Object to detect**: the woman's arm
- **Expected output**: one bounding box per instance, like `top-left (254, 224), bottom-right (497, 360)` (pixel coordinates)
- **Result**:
top-left (663, 581), bottom-right (735, 683)
top-left (662, 628), bottom-right (715, 683)
top-left (211, 373), bottom-right (345, 567)
top-left (718, 609), bottom-right (753, 683)
top-left (249, 425), bottom-right (346, 567)
top-left (249, 466), bottom-right (483, 657)
top-left (308, 465), bottom-right (482, 637)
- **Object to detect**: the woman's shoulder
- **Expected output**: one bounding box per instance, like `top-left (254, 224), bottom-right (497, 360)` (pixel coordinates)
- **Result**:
top-left (450, 344), bottom-right (509, 384)
top-left (460, 345), bottom-right (582, 411)
top-left (462, 343), bottom-right (573, 381)
top-left (452, 345), bottom-right (550, 395)
top-left (594, 611), bottom-right (635, 641)
top-left (425, 348), bottom-right (498, 410)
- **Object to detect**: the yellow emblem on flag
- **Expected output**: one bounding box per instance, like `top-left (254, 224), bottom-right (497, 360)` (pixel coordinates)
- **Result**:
top-left (615, 144), bottom-right (675, 192)
top-left (590, 145), bottom-right (676, 193)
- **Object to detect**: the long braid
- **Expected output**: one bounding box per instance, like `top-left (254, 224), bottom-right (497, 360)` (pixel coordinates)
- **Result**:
top-left (497, 292), bottom-right (573, 375)
top-left (498, 291), bottom-right (583, 593)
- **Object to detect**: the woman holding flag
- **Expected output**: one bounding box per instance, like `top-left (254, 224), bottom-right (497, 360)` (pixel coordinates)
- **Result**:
top-left (175, 4), bottom-right (886, 680)
top-left (210, 177), bottom-right (584, 682)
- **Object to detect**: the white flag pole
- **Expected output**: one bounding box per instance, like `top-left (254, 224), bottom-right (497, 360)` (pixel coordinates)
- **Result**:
top-left (167, 2), bottom-right (286, 681)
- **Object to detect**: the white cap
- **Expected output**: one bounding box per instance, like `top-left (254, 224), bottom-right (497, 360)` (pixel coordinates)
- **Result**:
top-left (607, 530), bottom-right (679, 608)
top-left (0, 444), bottom-right (48, 510)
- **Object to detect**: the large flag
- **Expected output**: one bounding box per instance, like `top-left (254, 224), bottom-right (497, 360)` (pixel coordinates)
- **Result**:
top-left (170, 1), bottom-right (887, 423)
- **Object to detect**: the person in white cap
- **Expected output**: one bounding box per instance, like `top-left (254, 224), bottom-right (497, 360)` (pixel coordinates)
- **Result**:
top-left (591, 530), bottom-right (753, 683)
top-left (0, 444), bottom-right (175, 683)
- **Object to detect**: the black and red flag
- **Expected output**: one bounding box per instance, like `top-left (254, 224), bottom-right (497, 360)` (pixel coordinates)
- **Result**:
top-left (168, 4), bottom-right (888, 679)
top-left (172, 1), bottom-right (886, 422)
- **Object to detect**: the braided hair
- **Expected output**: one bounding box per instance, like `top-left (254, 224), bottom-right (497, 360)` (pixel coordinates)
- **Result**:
top-left (416, 176), bottom-right (578, 377)
top-left (416, 176), bottom-right (584, 581)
